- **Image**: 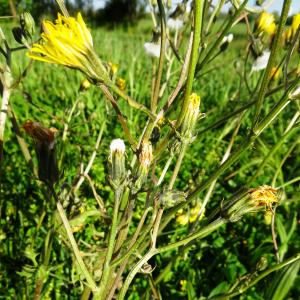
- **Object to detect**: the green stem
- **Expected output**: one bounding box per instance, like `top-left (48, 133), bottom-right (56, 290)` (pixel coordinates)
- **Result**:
top-left (96, 188), bottom-right (122, 299)
top-left (157, 217), bottom-right (226, 253)
top-left (252, 0), bottom-right (292, 128)
top-left (151, 0), bottom-right (166, 112)
top-left (209, 253), bottom-right (300, 299)
top-left (176, 0), bottom-right (204, 127)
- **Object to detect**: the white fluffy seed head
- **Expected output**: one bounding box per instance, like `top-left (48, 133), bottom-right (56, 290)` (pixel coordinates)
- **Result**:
top-left (144, 42), bottom-right (161, 58)
top-left (252, 50), bottom-right (270, 72)
top-left (167, 18), bottom-right (184, 31)
top-left (110, 138), bottom-right (125, 154)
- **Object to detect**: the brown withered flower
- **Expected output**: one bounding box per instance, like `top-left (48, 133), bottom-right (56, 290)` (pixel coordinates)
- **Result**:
top-left (22, 120), bottom-right (59, 185)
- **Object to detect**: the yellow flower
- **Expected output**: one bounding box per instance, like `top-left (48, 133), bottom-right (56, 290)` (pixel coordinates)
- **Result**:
top-left (256, 12), bottom-right (276, 35)
top-left (79, 79), bottom-right (91, 91)
top-left (28, 13), bottom-right (108, 82)
top-left (176, 214), bottom-right (189, 226)
top-left (116, 77), bottom-right (126, 90)
top-left (176, 202), bottom-right (205, 225)
top-left (291, 13), bottom-right (300, 34)
top-left (108, 61), bottom-right (118, 75)
top-left (249, 185), bottom-right (278, 211)
top-left (180, 279), bottom-right (187, 291)
top-left (269, 67), bottom-right (281, 81)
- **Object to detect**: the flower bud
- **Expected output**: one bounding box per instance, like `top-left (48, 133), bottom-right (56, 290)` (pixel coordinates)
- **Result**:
top-left (20, 12), bottom-right (35, 38)
top-left (22, 120), bottom-right (59, 185)
top-left (255, 256), bottom-right (268, 271)
top-left (220, 34), bottom-right (234, 52)
top-left (108, 61), bottom-right (118, 75)
top-left (109, 139), bottom-right (126, 185)
top-left (133, 141), bottom-right (153, 192)
top-left (221, 186), bottom-right (278, 222)
top-left (12, 27), bottom-right (25, 44)
top-left (159, 190), bottom-right (186, 208)
top-left (255, 12), bottom-right (276, 36)
top-left (180, 93), bottom-right (201, 139)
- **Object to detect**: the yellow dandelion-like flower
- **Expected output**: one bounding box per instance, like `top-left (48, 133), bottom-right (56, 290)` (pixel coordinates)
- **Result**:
top-left (249, 185), bottom-right (278, 210)
top-left (269, 67), bottom-right (281, 81)
top-left (116, 77), bottom-right (126, 90)
top-left (291, 13), bottom-right (300, 35)
top-left (256, 12), bottom-right (276, 35)
top-left (189, 202), bottom-right (205, 223)
top-left (108, 61), bottom-right (118, 75)
top-left (28, 13), bottom-right (109, 83)
top-left (176, 214), bottom-right (189, 226)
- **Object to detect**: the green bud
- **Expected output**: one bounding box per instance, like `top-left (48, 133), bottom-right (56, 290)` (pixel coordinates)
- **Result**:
top-left (110, 139), bottom-right (126, 186)
top-left (159, 190), bottom-right (186, 208)
top-left (20, 12), bottom-right (35, 38)
top-left (133, 141), bottom-right (153, 192)
top-left (256, 256), bottom-right (268, 271)
top-left (180, 93), bottom-right (201, 140)
top-left (151, 0), bottom-right (157, 6)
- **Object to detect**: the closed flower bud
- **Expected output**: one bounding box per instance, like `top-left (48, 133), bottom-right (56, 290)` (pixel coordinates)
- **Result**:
top-left (220, 34), bottom-right (234, 52)
top-left (159, 190), bottom-right (186, 208)
top-left (109, 139), bottom-right (126, 186)
top-left (22, 120), bottom-right (59, 185)
top-left (180, 93), bottom-right (201, 139)
top-left (20, 12), bottom-right (35, 38)
top-left (116, 77), bottom-right (126, 90)
top-left (255, 256), bottom-right (268, 271)
top-left (12, 27), bottom-right (25, 45)
top-left (133, 141), bottom-right (153, 192)
top-left (269, 66), bottom-right (281, 81)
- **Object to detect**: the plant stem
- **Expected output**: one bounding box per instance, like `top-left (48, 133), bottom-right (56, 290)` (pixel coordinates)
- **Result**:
top-left (209, 253), bottom-right (300, 299)
top-left (0, 87), bottom-right (10, 165)
top-left (151, 0), bottom-right (166, 113)
top-left (96, 188), bottom-right (122, 299)
top-left (252, 0), bottom-right (291, 128)
top-left (176, 0), bottom-right (204, 128)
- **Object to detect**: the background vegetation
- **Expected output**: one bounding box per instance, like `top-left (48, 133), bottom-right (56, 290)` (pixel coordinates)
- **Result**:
top-left (0, 0), bottom-right (299, 299)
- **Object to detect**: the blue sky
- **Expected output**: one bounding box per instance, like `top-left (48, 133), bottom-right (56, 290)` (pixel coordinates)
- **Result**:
top-left (92, 0), bottom-right (300, 13)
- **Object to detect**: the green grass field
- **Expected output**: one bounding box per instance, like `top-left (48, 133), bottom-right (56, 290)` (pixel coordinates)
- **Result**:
top-left (0, 4), bottom-right (300, 299)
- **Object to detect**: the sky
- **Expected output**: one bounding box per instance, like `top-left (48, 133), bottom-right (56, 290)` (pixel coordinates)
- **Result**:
top-left (92, 0), bottom-right (300, 13)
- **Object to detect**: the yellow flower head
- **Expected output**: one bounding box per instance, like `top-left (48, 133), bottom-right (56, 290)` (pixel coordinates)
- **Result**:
top-left (291, 13), bottom-right (300, 34)
top-left (256, 12), bottom-right (276, 35)
top-left (28, 13), bottom-right (108, 82)
top-left (176, 214), bottom-right (189, 226)
top-left (116, 77), bottom-right (126, 90)
top-left (269, 67), bottom-right (281, 81)
top-left (108, 61), bottom-right (118, 75)
top-left (249, 185), bottom-right (278, 210)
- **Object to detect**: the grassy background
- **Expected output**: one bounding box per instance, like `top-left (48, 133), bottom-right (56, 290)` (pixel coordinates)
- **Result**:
top-left (0, 15), bottom-right (299, 299)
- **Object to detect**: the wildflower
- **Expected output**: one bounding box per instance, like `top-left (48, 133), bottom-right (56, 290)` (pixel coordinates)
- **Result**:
top-left (291, 13), bottom-right (300, 35)
top-left (144, 42), bottom-right (161, 58)
top-left (167, 18), bottom-right (184, 31)
top-left (108, 61), bottom-right (118, 75)
top-left (255, 11), bottom-right (276, 35)
top-left (22, 120), bottom-right (59, 184)
top-left (116, 77), bottom-right (126, 90)
top-left (28, 13), bottom-right (109, 83)
top-left (249, 185), bottom-right (278, 210)
top-left (269, 67), bottom-right (281, 81)
top-left (79, 79), bottom-right (91, 91)
top-left (109, 139), bottom-right (126, 186)
top-left (176, 202), bottom-right (205, 225)
top-left (251, 50), bottom-right (270, 72)
top-left (180, 279), bottom-right (187, 291)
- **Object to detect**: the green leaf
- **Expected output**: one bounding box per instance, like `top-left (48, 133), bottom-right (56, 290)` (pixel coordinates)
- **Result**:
top-left (208, 281), bottom-right (229, 298)
top-left (276, 216), bottom-right (287, 244)
top-left (265, 260), bottom-right (300, 300)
